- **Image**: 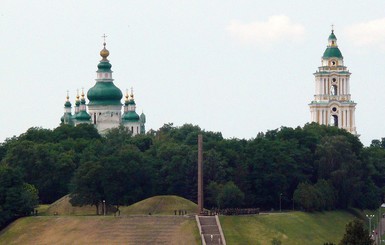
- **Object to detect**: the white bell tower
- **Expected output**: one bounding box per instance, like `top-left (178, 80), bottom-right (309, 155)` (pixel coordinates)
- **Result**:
top-left (309, 28), bottom-right (357, 134)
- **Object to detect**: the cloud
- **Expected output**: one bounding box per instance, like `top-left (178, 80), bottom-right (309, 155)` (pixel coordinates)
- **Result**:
top-left (345, 18), bottom-right (385, 51)
top-left (226, 15), bottom-right (305, 46)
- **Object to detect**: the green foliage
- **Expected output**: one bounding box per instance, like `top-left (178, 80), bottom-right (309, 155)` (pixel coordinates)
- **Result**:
top-left (0, 165), bottom-right (38, 228)
top-left (339, 219), bottom-right (373, 245)
top-left (217, 181), bottom-right (244, 208)
top-left (2, 122), bottom-right (385, 213)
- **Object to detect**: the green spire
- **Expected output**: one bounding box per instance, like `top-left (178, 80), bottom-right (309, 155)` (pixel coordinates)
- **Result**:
top-left (322, 29), bottom-right (343, 59)
top-left (87, 39), bottom-right (123, 106)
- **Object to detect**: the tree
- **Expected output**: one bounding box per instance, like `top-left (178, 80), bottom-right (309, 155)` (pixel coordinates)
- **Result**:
top-left (293, 182), bottom-right (320, 211)
top-left (0, 165), bottom-right (39, 228)
top-left (339, 219), bottom-right (373, 245)
top-left (70, 161), bottom-right (104, 214)
top-left (217, 181), bottom-right (244, 208)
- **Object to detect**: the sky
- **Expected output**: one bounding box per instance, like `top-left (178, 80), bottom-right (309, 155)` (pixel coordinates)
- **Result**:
top-left (1, 0), bottom-right (385, 146)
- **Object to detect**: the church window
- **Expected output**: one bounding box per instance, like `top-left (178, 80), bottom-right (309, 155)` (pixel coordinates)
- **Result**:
top-left (331, 85), bottom-right (337, 95)
top-left (330, 115), bottom-right (338, 127)
top-left (332, 107), bottom-right (337, 112)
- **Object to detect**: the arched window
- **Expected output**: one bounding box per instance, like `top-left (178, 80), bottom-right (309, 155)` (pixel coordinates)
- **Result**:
top-left (330, 115), bottom-right (338, 127)
top-left (330, 85), bottom-right (337, 95)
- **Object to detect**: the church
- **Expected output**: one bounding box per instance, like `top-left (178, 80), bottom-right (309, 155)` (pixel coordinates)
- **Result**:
top-left (61, 40), bottom-right (146, 136)
top-left (309, 29), bottom-right (357, 135)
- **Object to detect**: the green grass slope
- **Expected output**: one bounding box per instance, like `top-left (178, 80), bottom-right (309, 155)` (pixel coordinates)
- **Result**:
top-left (0, 216), bottom-right (200, 245)
top-left (220, 211), bottom-right (357, 245)
top-left (120, 195), bottom-right (198, 215)
top-left (43, 195), bottom-right (96, 216)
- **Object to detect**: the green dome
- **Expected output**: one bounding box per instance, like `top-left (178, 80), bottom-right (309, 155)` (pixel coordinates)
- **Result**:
top-left (75, 111), bottom-right (91, 121)
top-left (64, 101), bottom-right (72, 108)
top-left (328, 31), bottom-right (337, 40)
top-left (123, 111), bottom-right (140, 122)
top-left (128, 99), bottom-right (136, 105)
top-left (97, 61), bottom-right (112, 72)
top-left (322, 47), bottom-right (343, 59)
top-left (87, 82), bottom-right (123, 106)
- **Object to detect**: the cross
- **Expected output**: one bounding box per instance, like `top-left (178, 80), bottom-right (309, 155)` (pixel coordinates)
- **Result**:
top-left (102, 34), bottom-right (108, 43)
top-left (331, 24), bottom-right (334, 32)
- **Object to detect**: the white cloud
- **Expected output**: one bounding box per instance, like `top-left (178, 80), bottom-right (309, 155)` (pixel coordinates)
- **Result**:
top-left (345, 18), bottom-right (385, 51)
top-left (226, 15), bottom-right (305, 46)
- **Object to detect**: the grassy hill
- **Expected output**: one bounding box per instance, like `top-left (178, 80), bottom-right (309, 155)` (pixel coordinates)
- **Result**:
top-left (220, 211), bottom-right (357, 245)
top-left (43, 195), bottom-right (96, 216)
top-left (120, 195), bottom-right (198, 215)
top-left (0, 194), bottom-right (362, 244)
top-left (0, 195), bottom-right (201, 245)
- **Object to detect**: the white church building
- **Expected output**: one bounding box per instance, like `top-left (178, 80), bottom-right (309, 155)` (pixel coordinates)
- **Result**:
top-left (61, 41), bottom-right (146, 136)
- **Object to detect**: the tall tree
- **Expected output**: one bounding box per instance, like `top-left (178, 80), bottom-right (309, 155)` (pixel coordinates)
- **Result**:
top-left (339, 219), bottom-right (373, 245)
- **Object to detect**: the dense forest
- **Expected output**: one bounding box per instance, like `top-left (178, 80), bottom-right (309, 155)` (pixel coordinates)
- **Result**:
top-left (1, 123), bottom-right (385, 228)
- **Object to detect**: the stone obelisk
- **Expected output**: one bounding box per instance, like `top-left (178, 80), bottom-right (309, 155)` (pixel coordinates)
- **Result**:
top-left (198, 134), bottom-right (203, 214)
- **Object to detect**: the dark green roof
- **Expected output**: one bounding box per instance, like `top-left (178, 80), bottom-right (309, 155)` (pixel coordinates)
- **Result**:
top-left (64, 101), bottom-right (72, 108)
top-left (87, 82), bottom-right (122, 106)
top-left (322, 47), bottom-right (343, 59)
top-left (328, 31), bottom-right (337, 40)
top-left (75, 111), bottom-right (91, 121)
top-left (122, 111), bottom-right (140, 122)
top-left (97, 61), bottom-right (112, 72)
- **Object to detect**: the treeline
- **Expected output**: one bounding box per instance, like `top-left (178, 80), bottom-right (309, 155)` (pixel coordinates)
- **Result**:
top-left (1, 123), bottom-right (385, 225)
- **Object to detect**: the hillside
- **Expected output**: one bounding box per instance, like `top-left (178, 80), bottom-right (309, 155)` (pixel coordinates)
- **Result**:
top-left (0, 194), bottom-right (361, 244)
top-left (0, 216), bottom-right (199, 245)
top-left (0, 195), bottom-right (200, 245)
top-left (220, 211), bottom-right (357, 245)
top-left (120, 195), bottom-right (198, 215)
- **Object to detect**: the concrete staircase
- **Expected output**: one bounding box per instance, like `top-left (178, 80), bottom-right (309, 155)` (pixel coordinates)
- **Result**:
top-left (196, 216), bottom-right (226, 245)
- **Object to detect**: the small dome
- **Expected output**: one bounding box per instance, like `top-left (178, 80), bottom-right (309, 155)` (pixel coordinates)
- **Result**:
top-left (100, 47), bottom-right (109, 59)
top-left (64, 101), bottom-right (72, 108)
top-left (123, 111), bottom-right (140, 122)
top-left (75, 111), bottom-right (91, 121)
top-left (100, 41), bottom-right (109, 60)
top-left (128, 99), bottom-right (136, 105)
top-left (328, 31), bottom-right (337, 40)
top-left (97, 61), bottom-right (112, 71)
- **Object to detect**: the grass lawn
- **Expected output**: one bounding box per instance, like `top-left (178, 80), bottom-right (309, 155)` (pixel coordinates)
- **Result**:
top-left (0, 216), bottom-right (200, 245)
top-left (220, 211), bottom-right (357, 245)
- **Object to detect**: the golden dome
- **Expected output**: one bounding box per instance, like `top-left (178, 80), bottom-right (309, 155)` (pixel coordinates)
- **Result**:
top-left (100, 42), bottom-right (109, 59)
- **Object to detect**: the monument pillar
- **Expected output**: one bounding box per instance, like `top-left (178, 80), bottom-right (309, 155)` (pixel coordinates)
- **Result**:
top-left (198, 134), bottom-right (203, 214)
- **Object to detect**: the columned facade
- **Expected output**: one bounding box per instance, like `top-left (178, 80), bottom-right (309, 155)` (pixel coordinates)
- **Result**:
top-left (309, 29), bottom-right (357, 134)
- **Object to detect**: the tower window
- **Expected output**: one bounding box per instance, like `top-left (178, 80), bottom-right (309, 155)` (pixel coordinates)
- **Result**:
top-left (330, 115), bottom-right (338, 127)
top-left (331, 85), bottom-right (337, 95)
top-left (332, 107), bottom-right (337, 112)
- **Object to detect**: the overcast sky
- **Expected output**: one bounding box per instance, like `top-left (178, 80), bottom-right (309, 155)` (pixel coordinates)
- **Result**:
top-left (1, 0), bottom-right (385, 145)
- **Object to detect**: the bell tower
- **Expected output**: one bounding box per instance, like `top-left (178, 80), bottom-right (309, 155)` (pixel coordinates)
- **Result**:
top-left (309, 28), bottom-right (357, 134)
